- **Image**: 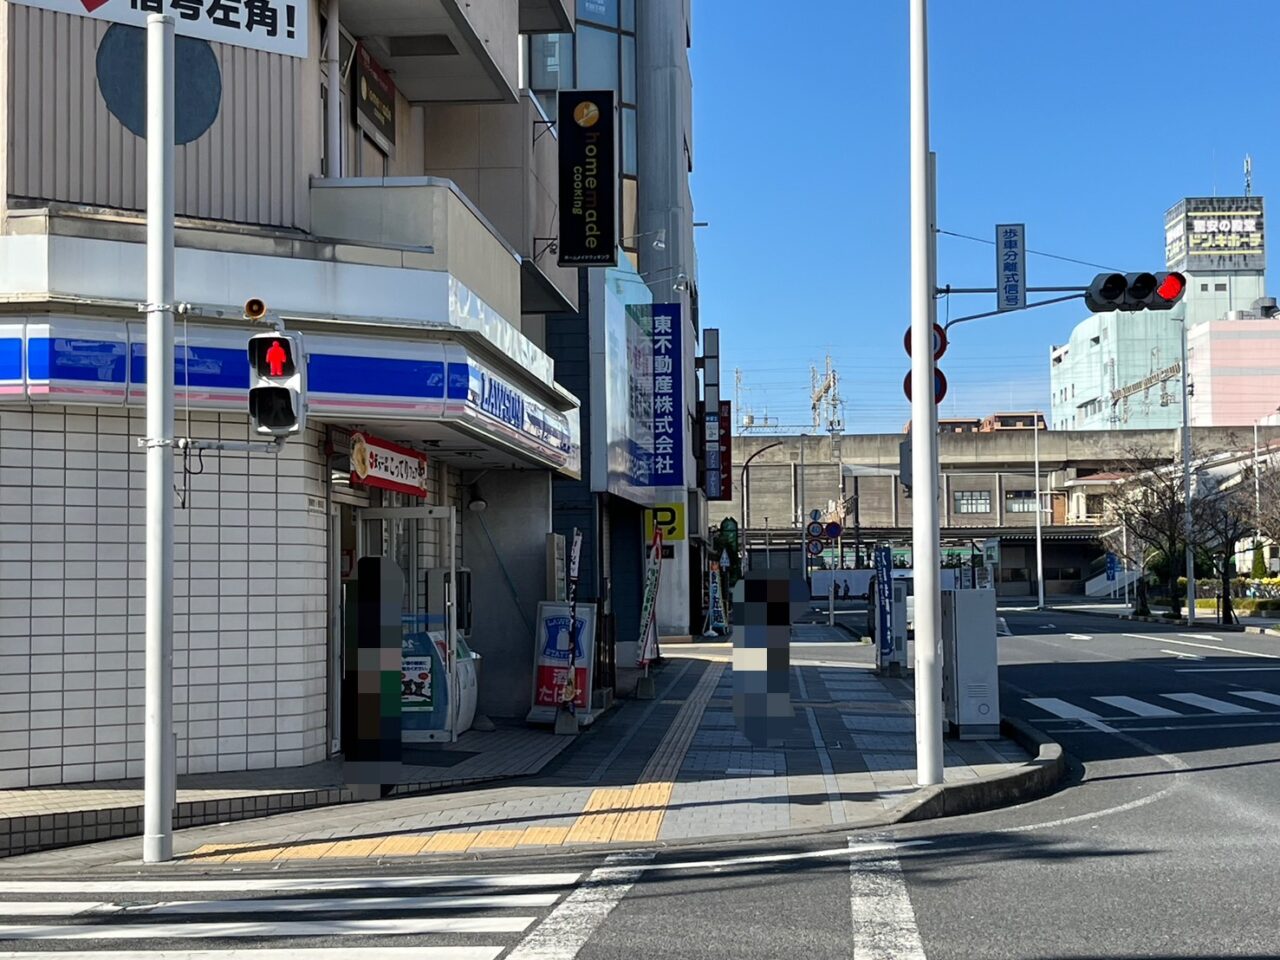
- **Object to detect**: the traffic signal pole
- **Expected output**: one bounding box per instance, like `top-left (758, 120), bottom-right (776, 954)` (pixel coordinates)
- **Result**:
top-left (143, 13), bottom-right (176, 865)
top-left (909, 0), bottom-right (943, 787)
top-left (1181, 320), bottom-right (1196, 623)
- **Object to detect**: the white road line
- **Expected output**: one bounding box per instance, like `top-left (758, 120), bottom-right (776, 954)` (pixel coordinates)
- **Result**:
top-left (1124, 633), bottom-right (1280, 659)
top-left (0, 903), bottom-right (115, 917)
top-left (849, 836), bottom-right (926, 960)
top-left (1161, 650), bottom-right (1203, 660)
top-left (0, 874), bottom-right (581, 896)
top-left (1024, 697), bottom-right (1116, 732)
top-left (1066, 633), bottom-right (1093, 640)
top-left (1092, 695), bottom-right (1182, 718)
top-left (115, 892), bottom-right (563, 916)
top-left (0, 916), bottom-right (537, 940)
top-left (0, 952), bottom-right (501, 960)
top-left (1182, 634), bottom-right (1221, 641)
top-left (1161, 692), bottom-right (1259, 715)
top-left (1175, 666), bottom-right (1280, 672)
top-left (505, 852), bottom-right (653, 960)
top-left (1229, 690), bottom-right (1280, 707)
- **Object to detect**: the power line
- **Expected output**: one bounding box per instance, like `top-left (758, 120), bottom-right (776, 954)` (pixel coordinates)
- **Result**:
top-left (937, 227), bottom-right (1123, 272)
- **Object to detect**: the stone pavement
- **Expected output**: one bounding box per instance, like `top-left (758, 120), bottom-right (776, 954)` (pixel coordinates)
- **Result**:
top-left (0, 625), bottom-right (1037, 870)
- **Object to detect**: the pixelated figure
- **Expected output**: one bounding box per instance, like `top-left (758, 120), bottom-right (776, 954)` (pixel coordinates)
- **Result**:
top-left (731, 567), bottom-right (808, 746)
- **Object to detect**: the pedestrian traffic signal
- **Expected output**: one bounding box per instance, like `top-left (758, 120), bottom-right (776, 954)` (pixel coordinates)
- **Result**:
top-left (247, 331), bottom-right (307, 438)
top-left (1084, 271), bottom-right (1186, 313)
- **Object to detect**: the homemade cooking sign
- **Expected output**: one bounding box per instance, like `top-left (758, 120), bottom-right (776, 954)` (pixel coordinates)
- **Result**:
top-left (12, 0), bottom-right (310, 58)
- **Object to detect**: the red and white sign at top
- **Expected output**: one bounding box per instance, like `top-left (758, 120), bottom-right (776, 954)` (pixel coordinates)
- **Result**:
top-left (350, 432), bottom-right (429, 499)
top-left (11, 0), bottom-right (309, 58)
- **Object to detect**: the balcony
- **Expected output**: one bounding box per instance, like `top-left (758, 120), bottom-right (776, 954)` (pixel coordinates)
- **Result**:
top-left (341, 0), bottom-right (518, 104)
top-left (519, 0), bottom-right (573, 33)
top-left (310, 176), bottom-right (525, 333)
top-left (422, 93), bottom-right (579, 314)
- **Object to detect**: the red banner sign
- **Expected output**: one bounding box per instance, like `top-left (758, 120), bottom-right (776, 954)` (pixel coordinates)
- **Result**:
top-left (350, 432), bottom-right (429, 498)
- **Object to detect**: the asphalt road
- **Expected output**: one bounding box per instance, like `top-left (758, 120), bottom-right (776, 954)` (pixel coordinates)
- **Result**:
top-left (4, 609), bottom-right (1278, 959)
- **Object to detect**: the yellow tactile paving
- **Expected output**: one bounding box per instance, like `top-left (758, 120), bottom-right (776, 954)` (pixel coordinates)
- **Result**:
top-left (565, 787), bottom-right (631, 844)
top-left (329, 838), bottom-right (388, 859)
top-left (421, 832), bottom-right (479, 853)
top-left (271, 840), bottom-right (341, 861)
top-left (517, 826), bottom-right (571, 846)
top-left (469, 829), bottom-right (524, 849)
top-left (369, 835), bottom-right (432, 857)
top-left (225, 845), bottom-right (289, 863)
top-left (183, 842), bottom-right (256, 863)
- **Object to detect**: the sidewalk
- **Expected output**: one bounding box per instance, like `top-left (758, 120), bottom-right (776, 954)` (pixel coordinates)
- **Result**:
top-left (1044, 598), bottom-right (1280, 634)
top-left (0, 625), bottom-right (1058, 871)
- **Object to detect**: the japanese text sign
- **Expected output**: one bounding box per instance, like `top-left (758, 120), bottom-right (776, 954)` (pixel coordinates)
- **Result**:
top-left (13, 0), bottom-right (309, 58)
top-left (350, 432), bottom-right (429, 498)
top-left (649, 303), bottom-right (684, 486)
top-left (996, 223), bottom-right (1025, 311)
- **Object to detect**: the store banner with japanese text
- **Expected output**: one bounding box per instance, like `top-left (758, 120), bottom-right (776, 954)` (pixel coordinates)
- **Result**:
top-left (353, 42), bottom-right (396, 156)
top-left (649, 303), bottom-right (684, 487)
top-left (350, 432), bottom-right (429, 498)
top-left (528, 601), bottom-right (596, 724)
top-left (637, 528), bottom-right (664, 666)
top-left (11, 0), bottom-right (310, 58)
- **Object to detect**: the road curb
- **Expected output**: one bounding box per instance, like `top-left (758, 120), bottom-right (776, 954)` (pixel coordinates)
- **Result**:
top-left (890, 716), bottom-right (1065, 824)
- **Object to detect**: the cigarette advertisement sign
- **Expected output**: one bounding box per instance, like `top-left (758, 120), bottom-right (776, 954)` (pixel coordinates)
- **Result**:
top-left (528, 602), bottom-right (597, 723)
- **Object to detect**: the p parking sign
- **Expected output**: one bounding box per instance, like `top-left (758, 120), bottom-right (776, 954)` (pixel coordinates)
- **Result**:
top-left (645, 503), bottom-right (686, 542)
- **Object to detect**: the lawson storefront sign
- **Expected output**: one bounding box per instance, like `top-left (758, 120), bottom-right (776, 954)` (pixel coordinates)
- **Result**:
top-left (0, 317), bottom-right (580, 475)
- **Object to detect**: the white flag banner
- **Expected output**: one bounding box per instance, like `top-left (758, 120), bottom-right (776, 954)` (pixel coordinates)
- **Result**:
top-left (11, 0), bottom-right (309, 58)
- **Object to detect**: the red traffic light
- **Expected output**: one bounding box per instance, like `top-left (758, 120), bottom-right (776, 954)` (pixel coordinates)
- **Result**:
top-left (1157, 272), bottom-right (1185, 302)
top-left (248, 335), bottom-right (296, 378)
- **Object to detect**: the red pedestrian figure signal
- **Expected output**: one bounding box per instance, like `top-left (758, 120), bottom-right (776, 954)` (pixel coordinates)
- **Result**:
top-left (265, 339), bottom-right (287, 377)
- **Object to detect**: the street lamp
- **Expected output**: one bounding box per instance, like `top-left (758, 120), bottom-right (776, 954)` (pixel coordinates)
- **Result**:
top-left (740, 441), bottom-right (783, 530)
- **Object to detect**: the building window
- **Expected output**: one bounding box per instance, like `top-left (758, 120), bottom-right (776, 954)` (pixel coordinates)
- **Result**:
top-left (1085, 493), bottom-right (1105, 517)
top-left (578, 0), bottom-right (618, 27)
top-left (1215, 282), bottom-right (1228, 292)
top-left (621, 105), bottom-right (637, 175)
top-left (1006, 490), bottom-right (1037, 513)
top-left (576, 25), bottom-right (619, 91)
top-left (528, 33), bottom-right (573, 123)
top-left (954, 491), bottom-right (992, 514)
top-left (1201, 283), bottom-right (1209, 291)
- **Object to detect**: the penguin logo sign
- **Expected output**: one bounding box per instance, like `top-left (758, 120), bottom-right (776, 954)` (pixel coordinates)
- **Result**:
top-left (645, 503), bottom-right (686, 542)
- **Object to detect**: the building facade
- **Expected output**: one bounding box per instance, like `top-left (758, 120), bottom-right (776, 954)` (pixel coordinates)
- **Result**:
top-left (1050, 195), bottom-right (1277, 431)
top-left (0, 0), bottom-right (602, 789)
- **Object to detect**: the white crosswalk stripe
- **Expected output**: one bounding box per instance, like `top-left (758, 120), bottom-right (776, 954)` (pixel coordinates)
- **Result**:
top-left (1092, 696), bottom-right (1181, 718)
top-left (1160, 693), bottom-right (1259, 715)
top-left (0, 871), bottom-right (587, 959)
top-left (1232, 690), bottom-right (1280, 707)
top-left (1025, 698), bottom-right (1108, 722)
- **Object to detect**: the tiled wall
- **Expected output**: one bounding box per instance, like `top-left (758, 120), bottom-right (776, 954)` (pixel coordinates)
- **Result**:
top-left (0, 406), bottom-right (329, 789)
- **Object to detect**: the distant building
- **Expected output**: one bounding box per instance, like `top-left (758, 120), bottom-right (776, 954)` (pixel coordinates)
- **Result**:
top-left (1050, 195), bottom-right (1280, 430)
top-left (904, 412), bottom-right (1043, 433)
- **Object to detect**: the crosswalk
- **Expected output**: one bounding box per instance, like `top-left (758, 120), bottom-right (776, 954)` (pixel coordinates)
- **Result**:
top-left (0, 870), bottom-right (602, 959)
top-left (1025, 689), bottom-right (1280, 724)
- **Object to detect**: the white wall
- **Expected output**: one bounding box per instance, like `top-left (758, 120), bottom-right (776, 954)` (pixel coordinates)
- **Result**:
top-left (0, 406), bottom-right (328, 788)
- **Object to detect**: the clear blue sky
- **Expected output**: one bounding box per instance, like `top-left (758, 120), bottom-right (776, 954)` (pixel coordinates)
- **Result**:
top-left (689, 1), bottom-right (1277, 433)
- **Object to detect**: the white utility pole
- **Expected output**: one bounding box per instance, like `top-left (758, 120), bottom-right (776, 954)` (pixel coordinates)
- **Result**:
top-left (326, 0), bottom-right (342, 177)
top-left (1034, 421), bottom-right (1045, 610)
top-left (1122, 524), bottom-right (1131, 607)
top-left (909, 0), bottom-right (943, 787)
top-left (1181, 320), bottom-right (1196, 623)
top-left (143, 13), bottom-right (176, 865)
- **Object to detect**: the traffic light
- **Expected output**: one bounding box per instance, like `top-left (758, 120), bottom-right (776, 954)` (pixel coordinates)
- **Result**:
top-left (247, 330), bottom-right (307, 438)
top-left (1084, 271), bottom-right (1186, 313)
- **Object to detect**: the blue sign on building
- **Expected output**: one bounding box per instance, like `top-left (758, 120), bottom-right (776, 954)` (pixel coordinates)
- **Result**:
top-left (1106, 552), bottom-right (1118, 581)
top-left (649, 303), bottom-right (684, 487)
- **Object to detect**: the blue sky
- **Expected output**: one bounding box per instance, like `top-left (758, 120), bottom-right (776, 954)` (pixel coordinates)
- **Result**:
top-left (689, 1), bottom-right (1278, 433)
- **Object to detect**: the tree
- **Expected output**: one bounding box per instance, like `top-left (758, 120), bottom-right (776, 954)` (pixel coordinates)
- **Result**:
top-left (1253, 543), bottom-right (1267, 579)
top-left (1102, 443), bottom-right (1195, 617)
top-left (1195, 464), bottom-right (1257, 625)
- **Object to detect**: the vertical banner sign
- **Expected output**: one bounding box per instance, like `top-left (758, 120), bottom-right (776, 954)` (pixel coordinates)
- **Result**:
top-left (708, 560), bottom-right (728, 633)
top-left (650, 303), bottom-right (684, 486)
top-left (560, 529), bottom-right (584, 712)
top-left (703, 403), bottom-right (722, 498)
top-left (714, 400), bottom-right (733, 501)
top-left (557, 90), bottom-right (617, 266)
top-left (875, 546), bottom-right (894, 661)
top-left (1106, 552), bottom-right (1118, 582)
top-left (637, 528), bottom-right (665, 666)
top-left (353, 43), bottom-right (397, 157)
top-left (529, 602), bottom-right (597, 722)
top-left (996, 223), bottom-right (1026, 311)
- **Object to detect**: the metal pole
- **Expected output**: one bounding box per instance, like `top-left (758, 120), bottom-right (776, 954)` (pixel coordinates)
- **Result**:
top-left (1255, 420), bottom-right (1262, 559)
top-left (143, 13), bottom-right (176, 865)
top-left (1034, 422), bottom-right (1045, 610)
top-left (1181, 320), bottom-right (1196, 623)
top-left (1122, 524), bottom-right (1130, 607)
top-left (326, 0), bottom-right (342, 177)
top-left (829, 577), bottom-right (836, 627)
top-left (909, 0), bottom-right (942, 787)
